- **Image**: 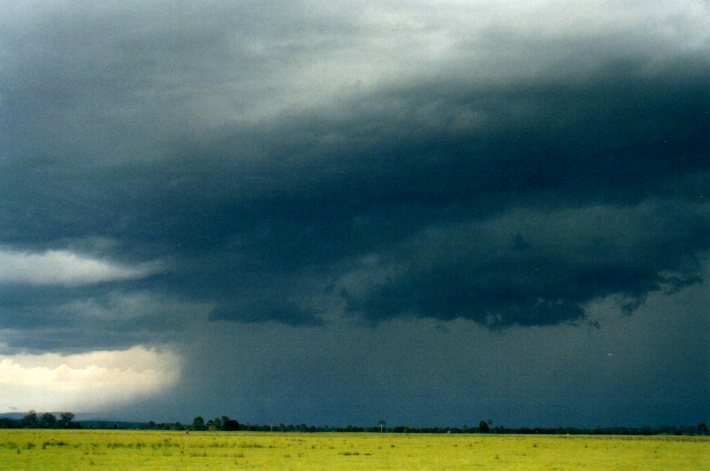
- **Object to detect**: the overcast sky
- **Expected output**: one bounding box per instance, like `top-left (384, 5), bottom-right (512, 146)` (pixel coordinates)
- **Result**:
top-left (0, 0), bottom-right (708, 428)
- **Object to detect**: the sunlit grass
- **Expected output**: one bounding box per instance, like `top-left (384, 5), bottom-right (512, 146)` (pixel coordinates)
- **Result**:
top-left (1, 429), bottom-right (708, 470)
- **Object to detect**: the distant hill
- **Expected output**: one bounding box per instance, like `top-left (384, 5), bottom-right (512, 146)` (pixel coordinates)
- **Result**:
top-left (0, 413), bottom-right (25, 420)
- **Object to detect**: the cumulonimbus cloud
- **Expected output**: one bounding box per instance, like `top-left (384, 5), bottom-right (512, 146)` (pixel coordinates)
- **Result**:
top-left (0, 248), bottom-right (162, 286)
top-left (0, 346), bottom-right (181, 413)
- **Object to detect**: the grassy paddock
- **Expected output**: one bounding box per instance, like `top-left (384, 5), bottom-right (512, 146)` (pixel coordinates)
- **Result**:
top-left (1, 429), bottom-right (708, 470)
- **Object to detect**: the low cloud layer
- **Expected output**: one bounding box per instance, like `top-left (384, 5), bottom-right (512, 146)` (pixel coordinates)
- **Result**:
top-left (0, 248), bottom-right (162, 286)
top-left (340, 201), bottom-right (708, 326)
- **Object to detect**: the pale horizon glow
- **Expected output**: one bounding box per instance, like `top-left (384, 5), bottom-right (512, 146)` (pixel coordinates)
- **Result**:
top-left (0, 346), bottom-right (181, 413)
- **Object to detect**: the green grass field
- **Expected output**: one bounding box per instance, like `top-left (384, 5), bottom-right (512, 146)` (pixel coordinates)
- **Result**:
top-left (1, 430), bottom-right (708, 470)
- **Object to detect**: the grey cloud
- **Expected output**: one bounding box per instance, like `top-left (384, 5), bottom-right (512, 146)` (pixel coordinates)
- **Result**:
top-left (7, 57), bottom-right (704, 328)
top-left (4, 0), bottom-right (706, 167)
top-left (167, 55), bottom-right (708, 326)
top-left (0, 286), bottom-right (196, 353)
top-left (0, 0), bottom-right (708, 331)
top-left (340, 202), bottom-right (708, 326)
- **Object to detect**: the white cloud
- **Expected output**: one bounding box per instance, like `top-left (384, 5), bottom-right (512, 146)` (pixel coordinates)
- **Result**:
top-left (0, 346), bottom-right (180, 413)
top-left (0, 248), bottom-right (162, 286)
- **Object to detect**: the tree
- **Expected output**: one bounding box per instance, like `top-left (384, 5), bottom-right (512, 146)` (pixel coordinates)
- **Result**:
top-left (223, 419), bottom-right (240, 431)
top-left (478, 420), bottom-right (490, 433)
top-left (59, 412), bottom-right (75, 428)
top-left (378, 420), bottom-right (386, 433)
top-left (221, 416), bottom-right (230, 429)
top-left (40, 413), bottom-right (57, 428)
top-left (22, 410), bottom-right (38, 428)
top-left (192, 416), bottom-right (205, 431)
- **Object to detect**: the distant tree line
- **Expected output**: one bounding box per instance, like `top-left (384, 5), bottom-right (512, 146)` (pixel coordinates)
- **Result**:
top-left (0, 411), bottom-right (78, 429)
top-left (1, 411), bottom-right (707, 436)
top-left (207, 420), bottom-right (709, 436)
top-left (190, 416), bottom-right (241, 431)
top-left (194, 420), bottom-right (709, 436)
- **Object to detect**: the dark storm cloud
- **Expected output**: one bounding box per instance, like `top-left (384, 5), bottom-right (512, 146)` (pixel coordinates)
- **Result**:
top-left (0, 284), bottom-right (190, 352)
top-left (1, 0), bottom-right (708, 338)
top-left (159, 56), bottom-right (709, 326)
top-left (340, 202), bottom-right (708, 326)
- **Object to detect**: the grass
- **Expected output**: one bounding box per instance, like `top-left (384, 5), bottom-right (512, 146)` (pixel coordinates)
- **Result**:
top-left (1, 430), bottom-right (708, 470)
